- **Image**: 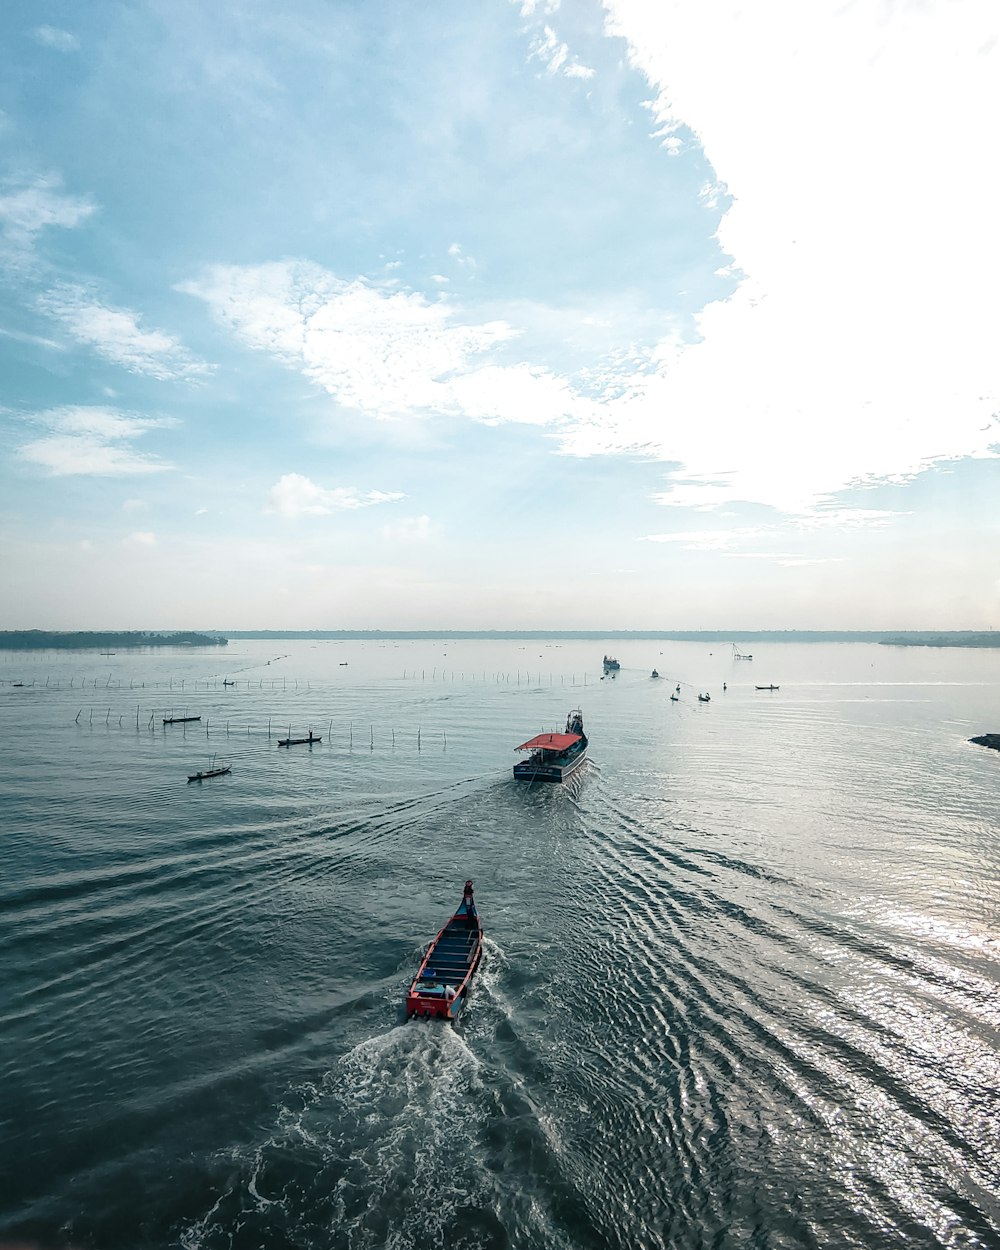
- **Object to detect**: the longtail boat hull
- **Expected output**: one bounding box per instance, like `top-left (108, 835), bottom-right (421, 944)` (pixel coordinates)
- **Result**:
top-left (406, 880), bottom-right (483, 1022)
top-left (187, 766), bottom-right (231, 782)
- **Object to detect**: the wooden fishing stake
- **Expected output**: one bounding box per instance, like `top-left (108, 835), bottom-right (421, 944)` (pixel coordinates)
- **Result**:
top-left (75, 710), bottom-right (81, 723)
top-left (370, 724), bottom-right (374, 750)
top-left (349, 721), bottom-right (353, 748)
top-left (417, 728), bottom-right (421, 751)
top-left (267, 717), bottom-right (271, 738)
top-left (392, 728), bottom-right (395, 747)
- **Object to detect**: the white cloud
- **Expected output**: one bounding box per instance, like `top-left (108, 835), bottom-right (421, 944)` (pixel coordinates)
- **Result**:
top-left (531, 25), bottom-right (595, 78)
top-left (447, 242), bottom-right (477, 272)
top-left (31, 26), bottom-right (79, 52)
top-left (181, 262), bottom-right (576, 423)
top-left (124, 531), bottom-right (156, 547)
top-left (639, 527), bottom-right (769, 551)
top-left (264, 472), bottom-right (404, 518)
top-left (380, 514), bottom-right (438, 543)
top-left (0, 325), bottom-right (66, 351)
top-left (0, 176), bottom-right (94, 245)
top-left (38, 284), bottom-right (211, 380)
top-left (448, 362), bottom-right (578, 425)
top-left (586, 0), bottom-right (1000, 511)
top-left (19, 406), bottom-right (176, 476)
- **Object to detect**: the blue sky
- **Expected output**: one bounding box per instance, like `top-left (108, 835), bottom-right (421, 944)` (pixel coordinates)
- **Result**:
top-left (1, 0), bottom-right (997, 630)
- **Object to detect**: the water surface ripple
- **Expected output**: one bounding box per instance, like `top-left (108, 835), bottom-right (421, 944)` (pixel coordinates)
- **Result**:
top-left (1, 639), bottom-right (998, 1249)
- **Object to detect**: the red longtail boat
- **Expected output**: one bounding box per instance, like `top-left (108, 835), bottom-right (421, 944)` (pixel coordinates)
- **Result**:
top-left (405, 880), bottom-right (483, 1021)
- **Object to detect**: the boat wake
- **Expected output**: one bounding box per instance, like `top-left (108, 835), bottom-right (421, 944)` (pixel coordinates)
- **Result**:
top-left (179, 1025), bottom-right (501, 1250)
top-left (179, 942), bottom-right (596, 1250)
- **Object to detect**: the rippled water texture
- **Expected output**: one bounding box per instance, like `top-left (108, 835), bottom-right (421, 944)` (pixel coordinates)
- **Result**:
top-left (1, 639), bottom-right (998, 1249)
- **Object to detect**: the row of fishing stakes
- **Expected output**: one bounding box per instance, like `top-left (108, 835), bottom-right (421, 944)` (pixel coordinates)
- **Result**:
top-left (72, 707), bottom-right (446, 749)
top-left (14, 671), bottom-right (597, 689)
top-left (403, 670), bottom-right (589, 685)
top-left (35, 676), bottom-right (313, 690)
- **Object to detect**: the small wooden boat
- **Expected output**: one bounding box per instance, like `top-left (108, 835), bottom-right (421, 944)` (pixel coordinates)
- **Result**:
top-left (698, 693), bottom-right (711, 702)
top-left (222, 679), bottom-right (235, 686)
top-left (513, 709), bottom-right (588, 783)
top-left (406, 880), bottom-right (483, 1021)
top-left (755, 685), bottom-right (780, 691)
top-left (670, 693), bottom-right (679, 701)
top-left (278, 731), bottom-right (321, 746)
top-left (187, 766), bottom-right (231, 782)
top-left (163, 715), bottom-right (201, 724)
top-left (651, 669), bottom-right (660, 678)
top-left (602, 655), bottom-right (620, 671)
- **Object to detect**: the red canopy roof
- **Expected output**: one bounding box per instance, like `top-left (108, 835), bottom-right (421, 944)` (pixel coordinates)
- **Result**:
top-left (515, 731), bottom-right (582, 753)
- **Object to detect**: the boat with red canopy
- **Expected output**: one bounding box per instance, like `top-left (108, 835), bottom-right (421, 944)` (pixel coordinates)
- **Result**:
top-left (405, 880), bottom-right (483, 1022)
top-left (513, 708), bottom-right (588, 783)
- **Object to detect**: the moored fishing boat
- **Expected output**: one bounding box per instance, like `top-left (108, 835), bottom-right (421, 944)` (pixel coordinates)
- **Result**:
top-left (187, 765), bottom-right (232, 782)
top-left (602, 655), bottom-right (620, 671)
top-left (755, 684), bottom-right (780, 691)
top-left (278, 731), bottom-right (321, 746)
top-left (406, 880), bottom-right (483, 1021)
top-left (513, 708), bottom-right (588, 783)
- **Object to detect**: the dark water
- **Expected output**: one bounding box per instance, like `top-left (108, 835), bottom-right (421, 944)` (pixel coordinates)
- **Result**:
top-left (2, 639), bottom-right (998, 1250)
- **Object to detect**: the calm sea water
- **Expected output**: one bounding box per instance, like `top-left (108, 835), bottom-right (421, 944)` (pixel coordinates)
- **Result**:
top-left (1, 639), bottom-right (998, 1250)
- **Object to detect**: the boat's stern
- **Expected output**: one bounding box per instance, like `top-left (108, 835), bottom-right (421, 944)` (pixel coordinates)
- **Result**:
top-left (405, 987), bottom-right (463, 1020)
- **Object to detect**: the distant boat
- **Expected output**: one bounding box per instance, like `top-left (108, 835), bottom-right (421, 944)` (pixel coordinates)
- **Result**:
top-left (651, 669), bottom-right (660, 678)
top-left (406, 880), bottom-right (483, 1022)
top-left (513, 708), bottom-right (588, 783)
top-left (163, 715), bottom-right (201, 724)
top-left (222, 679), bottom-right (235, 686)
top-left (187, 765), bottom-right (231, 782)
top-left (278, 731), bottom-right (321, 746)
top-left (733, 645), bottom-right (753, 661)
top-left (339, 662), bottom-right (348, 666)
top-left (755, 684), bottom-right (780, 691)
top-left (670, 693), bottom-right (679, 701)
top-left (698, 693), bottom-right (711, 702)
top-left (603, 655), bottom-right (620, 671)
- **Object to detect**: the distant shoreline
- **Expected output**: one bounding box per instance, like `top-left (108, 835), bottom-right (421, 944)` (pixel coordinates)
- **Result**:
top-left (219, 629), bottom-right (1000, 647)
top-left (2, 629), bottom-right (998, 649)
top-left (0, 631), bottom-right (227, 650)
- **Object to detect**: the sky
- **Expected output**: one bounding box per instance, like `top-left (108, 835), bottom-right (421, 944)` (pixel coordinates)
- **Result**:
top-left (1, 0), bottom-right (998, 631)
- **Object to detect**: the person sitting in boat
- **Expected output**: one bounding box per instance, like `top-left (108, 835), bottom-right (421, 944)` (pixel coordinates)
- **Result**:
top-left (416, 968), bottom-right (446, 995)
